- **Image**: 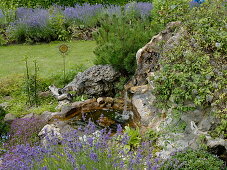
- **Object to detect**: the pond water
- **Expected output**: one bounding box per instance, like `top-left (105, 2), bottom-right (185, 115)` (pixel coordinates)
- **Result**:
top-left (69, 109), bottom-right (132, 131)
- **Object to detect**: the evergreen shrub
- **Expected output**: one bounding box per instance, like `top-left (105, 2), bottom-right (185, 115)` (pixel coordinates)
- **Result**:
top-left (94, 11), bottom-right (155, 75)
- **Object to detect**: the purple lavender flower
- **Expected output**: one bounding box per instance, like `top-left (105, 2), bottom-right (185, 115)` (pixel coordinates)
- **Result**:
top-left (89, 151), bottom-right (98, 162)
top-left (125, 2), bottom-right (153, 18)
top-left (103, 5), bottom-right (122, 16)
top-left (6, 117), bottom-right (47, 147)
top-left (64, 3), bottom-right (103, 24)
top-left (15, 8), bottom-right (49, 28)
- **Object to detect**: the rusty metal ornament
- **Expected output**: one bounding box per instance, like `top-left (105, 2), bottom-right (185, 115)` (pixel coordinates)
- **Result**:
top-left (59, 44), bottom-right (68, 53)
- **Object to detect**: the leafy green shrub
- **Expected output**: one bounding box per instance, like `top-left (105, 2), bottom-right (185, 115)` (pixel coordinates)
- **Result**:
top-left (115, 76), bottom-right (128, 93)
top-left (152, 0), bottom-right (226, 136)
top-left (161, 149), bottom-right (226, 170)
top-left (48, 10), bottom-right (69, 41)
top-left (0, 107), bottom-right (9, 139)
top-left (94, 13), bottom-right (155, 75)
top-left (124, 126), bottom-right (141, 149)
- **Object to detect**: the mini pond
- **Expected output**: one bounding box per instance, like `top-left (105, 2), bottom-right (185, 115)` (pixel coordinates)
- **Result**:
top-left (68, 109), bottom-right (134, 132)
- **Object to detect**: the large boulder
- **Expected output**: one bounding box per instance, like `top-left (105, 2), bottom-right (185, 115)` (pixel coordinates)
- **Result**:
top-left (62, 65), bottom-right (120, 97)
top-left (125, 21), bottom-right (183, 88)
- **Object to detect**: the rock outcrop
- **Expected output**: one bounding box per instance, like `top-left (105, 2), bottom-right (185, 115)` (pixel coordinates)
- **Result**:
top-left (62, 65), bottom-right (120, 97)
top-left (127, 21), bottom-right (227, 159)
top-left (125, 21), bottom-right (183, 88)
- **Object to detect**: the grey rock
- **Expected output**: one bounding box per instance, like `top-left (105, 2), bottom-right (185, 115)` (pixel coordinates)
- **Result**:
top-left (132, 90), bottom-right (158, 127)
top-left (22, 113), bottom-right (35, 119)
top-left (38, 124), bottom-right (62, 147)
top-left (62, 65), bottom-right (120, 97)
top-left (40, 111), bottom-right (56, 122)
top-left (198, 116), bottom-right (216, 132)
top-left (126, 21), bottom-right (183, 88)
top-left (56, 100), bottom-right (71, 110)
top-left (4, 113), bottom-right (16, 122)
top-left (156, 133), bottom-right (199, 159)
top-left (59, 105), bottom-right (78, 118)
top-left (181, 109), bottom-right (204, 134)
top-left (97, 97), bottom-right (105, 104)
top-left (207, 138), bottom-right (227, 149)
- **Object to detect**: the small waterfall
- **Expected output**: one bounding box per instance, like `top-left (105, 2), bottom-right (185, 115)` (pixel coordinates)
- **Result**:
top-left (123, 91), bottom-right (128, 114)
top-left (120, 91), bottom-right (133, 121)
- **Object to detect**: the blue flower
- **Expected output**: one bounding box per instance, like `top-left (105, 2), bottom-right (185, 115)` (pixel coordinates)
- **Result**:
top-left (194, 0), bottom-right (205, 4)
top-left (89, 151), bottom-right (98, 162)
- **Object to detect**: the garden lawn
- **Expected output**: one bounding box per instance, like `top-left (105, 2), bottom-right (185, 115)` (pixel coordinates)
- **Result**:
top-left (0, 40), bottom-right (96, 78)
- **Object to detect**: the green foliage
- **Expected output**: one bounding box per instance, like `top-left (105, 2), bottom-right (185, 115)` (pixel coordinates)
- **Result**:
top-left (3, 0), bottom-right (153, 8)
top-left (72, 94), bottom-right (89, 102)
top-left (211, 116), bottom-right (227, 139)
top-left (152, 0), bottom-right (226, 136)
top-left (7, 23), bottom-right (55, 44)
top-left (0, 107), bottom-right (9, 139)
top-left (151, 0), bottom-right (190, 27)
top-left (124, 126), bottom-right (141, 149)
top-left (48, 10), bottom-right (69, 41)
top-left (24, 58), bottom-right (39, 106)
top-left (161, 149), bottom-right (225, 170)
top-left (0, 29), bottom-right (7, 45)
top-left (0, 75), bottom-right (23, 98)
top-left (0, 64), bottom-right (86, 116)
top-left (115, 76), bottom-right (128, 92)
top-left (143, 129), bottom-right (160, 142)
top-left (47, 64), bottom-right (86, 88)
top-left (94, 13), bottom-right (155, 75)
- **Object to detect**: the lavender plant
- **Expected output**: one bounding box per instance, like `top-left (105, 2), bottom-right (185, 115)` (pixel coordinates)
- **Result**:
top-left (125, 2), bottom-right (153, 18)
top-left (1, 122), bottom-right (161, 170)
top-left (64, 3), bottom-right (103, 27)
top-left (4, 2), bottom-right (154, 43)
top-left (6, 117), bottom-right (47, 147)
top-left (7, 7), bottom-right (53, 43)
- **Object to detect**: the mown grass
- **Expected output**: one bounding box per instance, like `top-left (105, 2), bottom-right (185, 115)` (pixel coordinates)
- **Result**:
top-left (0, 40), bottom-right (96, 116)
top-left (0, 40), bottom-right (96, 78)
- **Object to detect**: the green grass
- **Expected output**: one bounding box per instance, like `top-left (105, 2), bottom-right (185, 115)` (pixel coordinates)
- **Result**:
top-left (0, 40), bottom-right (96, 78)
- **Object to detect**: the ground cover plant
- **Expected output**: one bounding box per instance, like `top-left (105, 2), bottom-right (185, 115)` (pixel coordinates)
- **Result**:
top-left (152, 0), bottom-right (227, 137)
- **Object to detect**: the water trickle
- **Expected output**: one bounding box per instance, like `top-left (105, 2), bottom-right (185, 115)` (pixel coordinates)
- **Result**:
top-left (121, 91), bottom-right (133, 121)
top-left (123, 91), bottom-right (128, 114)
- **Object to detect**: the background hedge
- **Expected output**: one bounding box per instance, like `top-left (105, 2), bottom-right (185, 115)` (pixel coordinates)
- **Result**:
top-left (4, 0), bottom-right (153, 8)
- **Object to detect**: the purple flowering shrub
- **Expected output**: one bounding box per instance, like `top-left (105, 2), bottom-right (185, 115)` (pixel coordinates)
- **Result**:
top-left (7, 7), bottom-right (55, 43)
top-left (64, 3), bottom-right (103, 27)
top-left (4, 2), bottom-right (153, 43)
top-left (6, 117), bottom-right (47, 147)
top-left (1, 122), bottom-right (162, 170)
